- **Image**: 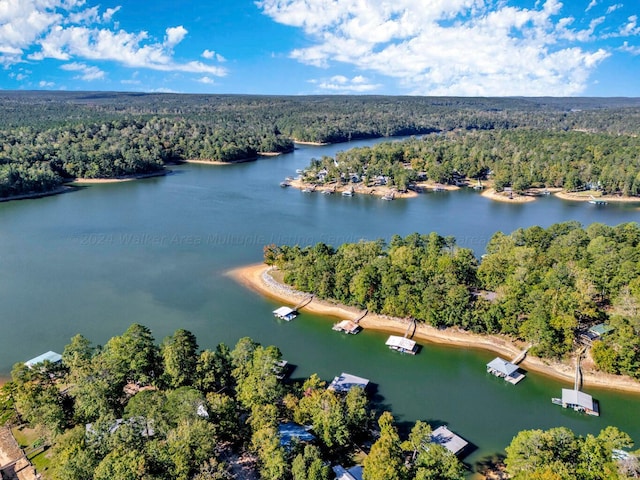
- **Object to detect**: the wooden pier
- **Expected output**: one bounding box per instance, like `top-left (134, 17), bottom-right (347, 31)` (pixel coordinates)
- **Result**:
top-left (294, 295), bottom-right (313, 311)
top-left (510, 344), bottom-right (532, 365)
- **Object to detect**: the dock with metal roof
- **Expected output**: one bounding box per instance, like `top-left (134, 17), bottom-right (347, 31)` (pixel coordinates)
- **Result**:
top-left (486, 357), bottom-right (526, 384)
top-left (552, 388), bottom-right (599, 416)
top-left (272, 306), bottom-right (297, 321)
top-left (327, 372), bottom-right (370, 394)
top-left (430, 426), bottom-right (469, 456)
top-left (385, 335), bottom-right (418, 354)
top-left (24, 351), bottom-right (62, 369)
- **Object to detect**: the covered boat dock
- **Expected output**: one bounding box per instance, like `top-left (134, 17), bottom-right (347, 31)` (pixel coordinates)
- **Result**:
top-left (552, 388), bottom-right (599, 416)
top-left (332, 319), bottom-right (361, 334)
top-left (385, 335), bottom-right (418, 354)
top-left (486, 357), bottom-right (526, 384)
top-left (327, 372), bottom-right (370, 394)
top-left (430, 426), bottom-right (469, 456)
top-left (273, 306), bottom-right (297, 321)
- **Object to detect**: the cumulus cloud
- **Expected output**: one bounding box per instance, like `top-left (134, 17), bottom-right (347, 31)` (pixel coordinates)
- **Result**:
top-left (607, 4), bottom-right (623, 14)
top-left (202, 49), bottom-right (226, 62)
top-left (39, 80), bottom-right (55, 88)
top-left (257, 0), bottom-right (619, 95)
top-left (313, 74), bottom-right (380, 92)
top-left (197, 76), bottom-right (215, 84)
top-left (620, 41), bottom-right (640, 55)
top-left (1, 1), bottom-right (226, 78)
top-left (61, 61), bottom-right (105, 81)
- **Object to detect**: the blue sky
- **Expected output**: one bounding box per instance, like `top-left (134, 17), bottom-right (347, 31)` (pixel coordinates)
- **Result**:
top-left (1, 0), bottom-right (639, 96)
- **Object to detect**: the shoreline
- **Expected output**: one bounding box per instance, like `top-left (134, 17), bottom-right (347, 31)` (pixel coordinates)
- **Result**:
top-left (289, 179), bottom-right (418, 199)
top-left (228, 262), bottom-right (640, 395)
top-left (0, 185), bottom-right (76, 203)
top-left (554, 191), bottom-right (640, 203)
top-left (183, 157), bottom-right (258, 166)
top-left (69, 170), bottom-right (168, 184)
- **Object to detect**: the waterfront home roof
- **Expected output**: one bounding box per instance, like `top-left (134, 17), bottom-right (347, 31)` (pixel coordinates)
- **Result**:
top-left (333, 465), bottom-right (364, 480)
top-left (328, 372), bottom-right (369, 394)
top-left (430, 426), bottom-right (469, 456)
top-left (561, 389), bottom-right (595, 410)
top-left (278, 422), bottom-right (315, 447)
top-left (487, 357), bottom-right (519, 377)
top-left (588, 323), bottom-right (615, 337)
top-left (385, 335), bottom-right (416, 351)
top-left (25, 351), bottom-right (62, 368)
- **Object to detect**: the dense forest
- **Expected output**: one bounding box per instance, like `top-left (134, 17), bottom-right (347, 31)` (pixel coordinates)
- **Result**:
top-left (0, 324), bottom-right (472, 480)
top-left (264, 221), bottom-right (640, 374)
top-left (1, 91), bottom-right (640, 198)
top-left (300, 130), bottom-right (640, 196)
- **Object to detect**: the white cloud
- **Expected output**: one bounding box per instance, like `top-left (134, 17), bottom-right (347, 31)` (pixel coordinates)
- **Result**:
top-left (60, 61), bottom-right (105, 81)
top-left (197, 76), bottom-right (215, 84)
top-left (164, 26), bottom-right (187, 48)
top-left (0, 1), bottom-right (227, 78)
top-left (314, 74), bottom-right (381, 92)
top-left (607, 4), bottom-right (623, 14)
top-left (619, 41), bottom-right (640, 55)
top-left (39, 80), bottom-right (55, 88)
top-left (258, 0), bottom-right (615, 95)
top-left (202, 49), bottom-right (226, 62)
top-left (586, 0), bottom-right (598, 12)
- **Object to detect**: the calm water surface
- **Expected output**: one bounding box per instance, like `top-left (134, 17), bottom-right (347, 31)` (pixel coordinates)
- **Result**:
top-left (1, 137), bottom-right (639, 473)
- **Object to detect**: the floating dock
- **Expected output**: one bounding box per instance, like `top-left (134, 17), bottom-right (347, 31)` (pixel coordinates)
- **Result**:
top-left (327, 372), bottom-right (370, 394)
top-left (486, 357), bottom-right (526, 384)
top-left (552, 389), bottom-right (599, 416)
top-left (333, 319), bottom-right (361, 334)
top-left (273, 306), bottom-right (297, 321)
top-left (385, 335), bottom-right (418, 354)
top-left (431, 426), bottom-right (469, 456)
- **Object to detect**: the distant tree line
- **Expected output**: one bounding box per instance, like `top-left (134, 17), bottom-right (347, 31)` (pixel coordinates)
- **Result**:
top-left (301, 130), bottom-right (640, 195)
top-left (2, 92), bottom-right (640, 198)
top-left (0, 324), bottom-right (467, 480)
top-left (265, 221), bottom-right (640, 373)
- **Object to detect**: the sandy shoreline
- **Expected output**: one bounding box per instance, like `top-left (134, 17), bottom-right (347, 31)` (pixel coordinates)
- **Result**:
top-left (555, 191), bottom-right (640, 203)
top-left (228, 263), bottom-right (640, 394)
top-left (183, 157), bottom-right (258, 166)
top-left (289, 179), bottom-right (418, 199)
top-left (0, 185), bottom-right (76, 203)
top-left (70, 170), bottom-right (168, 184)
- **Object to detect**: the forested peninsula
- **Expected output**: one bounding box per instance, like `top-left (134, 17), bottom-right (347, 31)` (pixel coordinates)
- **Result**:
top-left (262, 222), bottom-right (640, 381)
top-left (2, 91), bottom-right (640, 200)
top-left (1, 325), bottom-right (637, 480)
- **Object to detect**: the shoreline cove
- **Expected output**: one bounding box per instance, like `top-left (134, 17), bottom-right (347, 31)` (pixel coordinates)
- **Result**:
top-left (228, 263), bottom-right (640, 394)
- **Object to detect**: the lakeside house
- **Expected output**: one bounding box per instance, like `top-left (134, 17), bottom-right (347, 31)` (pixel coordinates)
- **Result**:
top-left (486, 357), bottom-right (526, 384)
top-left (25, 351), bottom-right (62, 369)
top-left (385, 335), bottom-right (418, 354)
top-left (430, 425), bottom-right (469, 456)
top-left (327, 372), bottom-right (370, 394)
top-left (273, 306), bottom-right (297, 321)
top-left (333, 465), bottom-right (364, 480)
top-left (552, 388), bottom-right (599, 416)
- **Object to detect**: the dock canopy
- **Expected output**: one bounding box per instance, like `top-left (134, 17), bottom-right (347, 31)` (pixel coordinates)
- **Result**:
top-left (273, 306), bottom-right (297, 321)
top-left (385, 335), bottom-right (417, 354)
top-left (25, 351), bottom-right (62, 369)
top-left (333, 319), bottom-right (361, 334)
top-left (278, 422), bottom-right (315, 447)
top-left (431, 426), bottom-right (469, 456)
top-left (487, 357), bottom-right (519, 377)
top-left (562, 389), bottom-right (595, 411)
top-left (333, 465), bottom-right (364, 480)
top-left (328, 372), bottom-right (370, 394)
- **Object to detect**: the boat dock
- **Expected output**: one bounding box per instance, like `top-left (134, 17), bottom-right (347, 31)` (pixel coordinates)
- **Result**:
top-left (385, 335), bottom-right (418, 354)
top-left (486, 357), bottom-right (526, 384)
top-left (273, 306), bottom-right (297, 321)
top-left (327, 372), bottom-right (370, 394)
top-left (430, 426), bottom-right (469, 456)
top-left (332, 309), bottom-right (367, 334)
top-left (332, 320), bottom-right (361, 334)
top-left (551, 348), bottom-right (599, 416)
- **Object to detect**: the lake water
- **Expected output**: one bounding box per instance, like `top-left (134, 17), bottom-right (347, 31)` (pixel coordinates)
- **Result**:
top-left (1, 137), bottom-right (639, 474)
